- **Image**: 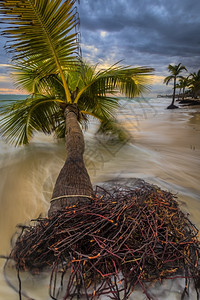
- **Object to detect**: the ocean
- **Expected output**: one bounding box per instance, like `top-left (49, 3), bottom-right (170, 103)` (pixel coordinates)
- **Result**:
top-left (0, 94), bottom-right (27, 102)
top-left (0, 95), bottom-right (200, 299)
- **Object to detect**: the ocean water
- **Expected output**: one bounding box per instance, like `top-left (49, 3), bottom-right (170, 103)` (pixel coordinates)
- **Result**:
top-left (0, 95), bottom-right (200, 299)
top-left (0, 94), bottom-right (27, 102)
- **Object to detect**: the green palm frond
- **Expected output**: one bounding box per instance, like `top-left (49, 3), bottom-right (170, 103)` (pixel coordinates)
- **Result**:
top-left (163, 75), bottom-right (173, 85)
top-left (0, 0), bottom-right (80, 102)
top-left (0, 59), bottom-right (154, 146)
top-left (167, 63), bottom-right (187, 76)
top-left (12, 62), bottom-right (67, 98)
top-left (74, 63), bottom-right (154, 104)
top-left (188, 70), bottom-right (200, 95)
top-left (176, 75), bottom-right (185, 81)
top-left (95, 65), bottom-right (153, 97)
top-left (178, 66), bottom-right (187, 73)
top-left (80, 108), bottom-right (130, 142)
top-left (11, 61), bottom-right (50, 94)
top-left (74, 62), bottom-right (153, 141)
top-left (96, 118), bottom-right (130, 142)
top-left (0, 96), bottom-right (65, 146)
top-left (97, 119), bottom-right (131, 143)
top-left (178, 77), bottom-right (189, 88)
top-left (79, 95), bottom-right (119, 120)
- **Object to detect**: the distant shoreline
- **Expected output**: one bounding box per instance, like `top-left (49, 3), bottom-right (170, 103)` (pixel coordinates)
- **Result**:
top-left (157, 94), bottom-right (200, 106)
top-left (157, 94), bottom-right (173, 98)
top-left (177, 98), bottom-right (200, 106)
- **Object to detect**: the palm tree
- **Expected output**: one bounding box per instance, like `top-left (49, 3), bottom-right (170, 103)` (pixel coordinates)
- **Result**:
top-left (188, 70), bottom-right (200, 99)
top-left (175, 82), bottom-right (182, 101)
top-left (178, 77), bottom-right (190, 101)
top-left (163, 63), bottom-right (187, 109)
top-left (0, 0), bottom-right (153, 216)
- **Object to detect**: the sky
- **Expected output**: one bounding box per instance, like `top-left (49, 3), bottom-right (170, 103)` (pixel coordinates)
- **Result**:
top-left (0, 0), bottom-right (200, 95)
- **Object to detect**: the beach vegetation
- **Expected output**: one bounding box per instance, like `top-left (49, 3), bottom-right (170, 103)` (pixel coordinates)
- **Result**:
top-left (188, 69), bottom-right (200, 99)
top-left (164, 63), bottom-right (187, 109)
top-left (177, 76), bottom-right (190, 101)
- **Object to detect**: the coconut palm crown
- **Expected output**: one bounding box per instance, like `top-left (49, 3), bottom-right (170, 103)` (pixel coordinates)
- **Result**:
top-left (0, 61), bottom-right (153, 146)
top-left (164, 63), bottom-right (187, 108)
top-left (178, 77), bottom-right (190, 100)
top-left (0, 0), bottom-right (154, 215)
top-left (188, 69), bottom-right (200, 99)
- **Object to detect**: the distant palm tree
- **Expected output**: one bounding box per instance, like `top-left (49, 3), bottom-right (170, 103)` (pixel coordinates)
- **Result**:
top-left (178, 77), bottom-right (190, 101)
top-left (164, 63), bottom-right (187, 109)
top-left (188, 70), bottom-right (200, 99)
top-left (175, 82), bottom-right (182, 100)
top-left (0, 0), bottom-right (153, 215)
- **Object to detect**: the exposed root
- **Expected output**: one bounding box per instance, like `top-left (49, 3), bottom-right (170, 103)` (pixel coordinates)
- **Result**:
top-left (5, 181), bottom-right (200, 299)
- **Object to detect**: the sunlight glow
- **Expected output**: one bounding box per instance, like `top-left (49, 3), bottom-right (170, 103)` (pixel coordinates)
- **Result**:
top-left (100, 31), bottom-right (107, 38)
top-left (152, 75), bottom-right (166, 84)
top-left (0, 88), bottom-right (27, 95)
top-left (0, 63), bottom-right (11, 68)
top-left (0, 75), bottom-right (11, 82)
top-left (82, 44), bottom-right (98, 53)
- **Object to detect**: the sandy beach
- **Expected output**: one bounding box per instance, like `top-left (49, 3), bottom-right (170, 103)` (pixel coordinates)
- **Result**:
top-left (0, 96), bottom-right (200, 299)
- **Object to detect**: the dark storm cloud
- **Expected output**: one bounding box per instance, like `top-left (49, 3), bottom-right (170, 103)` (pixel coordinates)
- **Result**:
top-left (0, 0), bottom-right (199, 92)
top-left (79, 0), bottom-right (200, 73)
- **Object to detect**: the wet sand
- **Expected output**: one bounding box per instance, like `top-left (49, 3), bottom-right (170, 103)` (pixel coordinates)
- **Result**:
top-left (0, 97), bottom-right (200, 299)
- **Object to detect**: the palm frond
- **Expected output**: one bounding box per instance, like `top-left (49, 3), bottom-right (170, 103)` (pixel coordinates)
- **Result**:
top-left (163, 76), bottom-right (173, 85)
top-left (74, 63), bottom-right (153, 141)
top-left (81, 108), bottom-right (130, 143)
top-left (168, 64), bottom-right (176, 73)
top-left (74, 63), bottom-right (154, 103)
top-left (79, 95), bottom-right (119, 120)
top-left (0, 95), bottom-right (65, 146)
top-left (11, 62), bottom-right (67, 99)
top-left (96, 118), bottom-right (131, 142)
top-left (0, 0), bottom-right (80, 102)
top-left (11, 61), bottom-right (49, 93)
top-left (178, 66), bottom-right (187, 73)
top-left (167, 64), bottom-right (187, 76)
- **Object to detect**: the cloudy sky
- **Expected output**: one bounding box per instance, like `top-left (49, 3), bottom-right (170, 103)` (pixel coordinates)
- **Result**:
top-left (0, 0), bottom-right (200, 95)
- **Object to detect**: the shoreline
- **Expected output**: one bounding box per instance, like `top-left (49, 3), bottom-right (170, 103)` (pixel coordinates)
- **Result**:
top-left (177, 98), bottom-right (200, 106)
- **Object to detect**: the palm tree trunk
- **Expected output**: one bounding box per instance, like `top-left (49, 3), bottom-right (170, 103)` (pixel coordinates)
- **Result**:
top-left (171, 78), bottom-right (176, 106)
top-left (48, 105), bottom-right (93, 216)
top-left (182, 87), bottom-right (185, 100)
top-left (178, 88), bottom-right (181, 101)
